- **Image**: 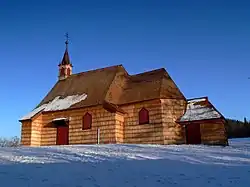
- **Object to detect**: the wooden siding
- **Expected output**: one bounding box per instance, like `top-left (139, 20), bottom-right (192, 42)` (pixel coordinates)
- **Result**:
top-left (161, 99), bottom-right (186, 144)
top-left (200, 122), bottom-right (228, 146)
top-left (27, 106), bottom-right (125, 146)
top-left (115, 113), bottom-right (124, 143)
top-left (30, 115), bottom-right (43, 146)
top-left (121, 99), bottom-right (164, 144)
top-left (21, 121), bottom-right (31, 146)
top-left (20, 98), bottom-right (227, 146)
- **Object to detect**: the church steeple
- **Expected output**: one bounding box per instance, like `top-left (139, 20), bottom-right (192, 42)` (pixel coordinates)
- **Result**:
top-left (58, 33), bottom-right (73, 80)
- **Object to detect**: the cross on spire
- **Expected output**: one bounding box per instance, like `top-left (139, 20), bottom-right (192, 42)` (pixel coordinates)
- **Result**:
top-left (65, 32), bottom-right (69, 49)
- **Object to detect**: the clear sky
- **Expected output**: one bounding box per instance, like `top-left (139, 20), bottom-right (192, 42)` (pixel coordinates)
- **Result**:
top-left (0, 0), bottom-right (249, 138)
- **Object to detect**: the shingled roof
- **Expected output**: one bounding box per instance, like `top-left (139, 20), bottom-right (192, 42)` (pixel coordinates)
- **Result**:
top-left (177, 97), bottom-right (225, 123)
top-left (21, 64), bottom-right (186, 121)
top-left (38, 65), bottom-right (123, 109)
top-left (40, 65), bottom-right (185, 106)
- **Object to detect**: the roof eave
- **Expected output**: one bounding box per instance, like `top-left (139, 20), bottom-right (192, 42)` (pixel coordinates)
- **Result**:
top-left (176, 117), bottom-right (225, 124)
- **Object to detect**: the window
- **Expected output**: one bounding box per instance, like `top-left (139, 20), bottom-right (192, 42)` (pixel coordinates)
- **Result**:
top-left (139, 107), bottom-right (149, 124)
top-left (66, 68), bottom-right (71, 76)
top-left (82, 112), bottom-right (92, 130)
top-left (60, 67), bottom-right (65, 76)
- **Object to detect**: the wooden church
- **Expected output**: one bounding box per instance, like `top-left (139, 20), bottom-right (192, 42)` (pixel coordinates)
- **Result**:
top-left (19, 40), bottom-right (228, 146)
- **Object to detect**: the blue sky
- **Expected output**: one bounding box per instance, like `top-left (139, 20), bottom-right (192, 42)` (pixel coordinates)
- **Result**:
top-left (0, 0), bottom-right (250, 138)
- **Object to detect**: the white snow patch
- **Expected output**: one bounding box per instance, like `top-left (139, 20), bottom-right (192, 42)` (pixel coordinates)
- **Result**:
top-left (43, 94), bottom-right (87, 112)
top-left (20, 104), bottom-right (48, 121)
top-left (52, 117), bottom-right (68, 122)
top-left (20, 94), bottom-right (87, 121)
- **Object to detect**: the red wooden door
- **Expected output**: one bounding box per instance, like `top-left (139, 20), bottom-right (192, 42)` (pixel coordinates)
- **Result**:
top-left (186, 124), bottom-right (201, 144)
top-left (56, 126), bottom-right (69, 145)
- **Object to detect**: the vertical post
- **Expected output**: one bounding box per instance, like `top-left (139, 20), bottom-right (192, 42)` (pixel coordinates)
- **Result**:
top-left (97, 128), bottom-right (100, 144)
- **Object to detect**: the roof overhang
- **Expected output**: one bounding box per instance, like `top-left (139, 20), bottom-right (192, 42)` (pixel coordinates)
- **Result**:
top-left (44, 117), bottom-right (69, 128)
top-left (102, 101), bottom-right (126, 114)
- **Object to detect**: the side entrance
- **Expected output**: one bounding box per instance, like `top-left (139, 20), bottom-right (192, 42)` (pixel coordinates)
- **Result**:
top-left (56, 126), bottom-right (69, 145)
top-left (186, 123), bottom-right (201, 144)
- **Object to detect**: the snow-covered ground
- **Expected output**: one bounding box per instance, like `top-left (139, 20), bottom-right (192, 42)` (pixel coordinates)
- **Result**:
top-left (0, 139), bottom-right (249, 187)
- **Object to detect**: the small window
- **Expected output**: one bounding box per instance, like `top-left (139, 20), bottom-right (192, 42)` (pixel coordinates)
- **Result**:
top-left (139, 107), bottom-right (149, 124)
top-left (82, 112), bottom-right (92, 130)
top-left (66, 68), bottom-right (71, 76)
top-left (60, 67), bottom-right (65, 76)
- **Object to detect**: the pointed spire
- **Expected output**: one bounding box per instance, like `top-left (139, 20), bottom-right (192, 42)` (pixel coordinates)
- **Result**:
top-left (60, 32), bottom-right (71, 65)
top-left (58, 33), bottom-right (73, 80)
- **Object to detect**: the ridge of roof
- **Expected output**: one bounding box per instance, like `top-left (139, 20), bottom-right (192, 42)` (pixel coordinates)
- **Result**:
top-left (69, 64), bottom-right (124, 78)
top-left (130, 68), bottom-right (166, 77)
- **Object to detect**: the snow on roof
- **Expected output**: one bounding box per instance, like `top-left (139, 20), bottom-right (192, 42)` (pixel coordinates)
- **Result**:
top-left (20, 104), bottom-right (48, 121)
top-left (52, 118), bottom-right (68, 122)
top-left (187, 98), bottom-right (206, 103)
top-left (179, 97), bottom-right (222, 122)
top-left (20, 94), bottom-right (87, 121)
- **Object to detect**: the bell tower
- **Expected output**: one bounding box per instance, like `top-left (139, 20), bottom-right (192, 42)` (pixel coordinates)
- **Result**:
top-left (58, 33), bottom-right (73, 80)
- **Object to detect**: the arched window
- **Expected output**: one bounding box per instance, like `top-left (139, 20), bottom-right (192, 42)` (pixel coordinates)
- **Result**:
top-left (66, 68), bottom-right (71, 76)
top-left (60, 67), bottom-right (65, 76)
top-left (82, 112), bottom-right (92, 130)
top-left (139, 107), bottom-right (149, 124)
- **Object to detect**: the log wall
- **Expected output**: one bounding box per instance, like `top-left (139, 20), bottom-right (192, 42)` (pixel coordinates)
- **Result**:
top-left (115, 113), bottom-right (124, 143)
top-left (29, 115), bottom-right (43, 146)
top-left (20, 121), bottom-right (31, 146)
top-left (31, 106), bottom-right (125, 146)
top-left (200, 121), bottom-right (228, 146)
top-left (121, 100), bottom-right (164, 144)
top-left (161, 99), bottom-right (186, 144)
top-left (21, 99), bottom-right (228, 146)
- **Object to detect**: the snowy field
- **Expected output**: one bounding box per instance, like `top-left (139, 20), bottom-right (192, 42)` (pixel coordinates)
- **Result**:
top-left (0, 139), bottom-right (249, 187)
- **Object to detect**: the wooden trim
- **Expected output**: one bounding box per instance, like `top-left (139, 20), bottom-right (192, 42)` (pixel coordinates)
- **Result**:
top-left (177, 118), bottom-right (225, 125)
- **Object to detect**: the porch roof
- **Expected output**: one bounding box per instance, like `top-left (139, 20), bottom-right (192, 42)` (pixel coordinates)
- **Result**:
top-left (177, 97), bottom-right (224, 123)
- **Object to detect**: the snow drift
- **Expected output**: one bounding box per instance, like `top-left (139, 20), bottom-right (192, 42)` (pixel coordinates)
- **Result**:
top-left (0, 139), bottom-right (249, 187)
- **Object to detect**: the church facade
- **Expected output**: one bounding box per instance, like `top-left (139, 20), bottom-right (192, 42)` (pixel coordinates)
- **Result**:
top-left (19, 42), bottom-right (228, 146)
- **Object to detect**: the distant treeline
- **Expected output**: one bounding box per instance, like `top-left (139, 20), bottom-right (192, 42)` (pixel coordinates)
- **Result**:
top-left (225, 118), bottom-right (250, 138)
top-left (0, 136), bottom-right (20, 147)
